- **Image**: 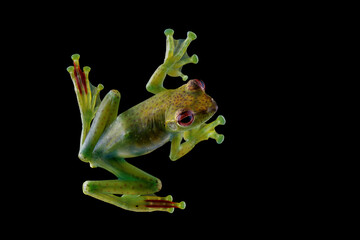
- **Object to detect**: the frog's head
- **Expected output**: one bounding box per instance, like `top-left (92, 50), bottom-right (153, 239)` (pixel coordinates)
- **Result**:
top-left (165, 79), bottom-right (218, 132)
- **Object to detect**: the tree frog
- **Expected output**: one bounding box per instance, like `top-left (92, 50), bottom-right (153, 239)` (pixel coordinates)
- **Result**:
top-left (67, 29), bottom-right (226, 213)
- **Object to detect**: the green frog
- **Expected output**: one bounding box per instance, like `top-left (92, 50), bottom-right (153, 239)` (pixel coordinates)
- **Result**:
top-left (67, 29), bottom-right (225, 213)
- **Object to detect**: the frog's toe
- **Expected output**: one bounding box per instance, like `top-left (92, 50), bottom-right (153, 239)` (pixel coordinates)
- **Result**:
top-left (168, 54), bottom-right (199, 81)
top-left (187, 31), bottom-right (197, 41)
top-left (204, 115), bottom-right (226, 143)
top-left (208, 115), bottom-right (226, 129)
top-left (191, 54), bottom-right (199, 64)
top-left (164, 28), bottom-right (174, 36)
top-left (144, 195), bottom-right (186, 213)
top-left (210, 132), bottom-right (225, 144)
top-left (217, 115), bottom-right (226, 125)
top-left (168, 69), bottom-right (188, 81)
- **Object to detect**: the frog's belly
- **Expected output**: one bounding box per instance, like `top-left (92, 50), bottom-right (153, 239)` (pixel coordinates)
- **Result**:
top-left (108, 134), bottom-right (170, 158)
top-left (93, 120), bottom-right (171, 158)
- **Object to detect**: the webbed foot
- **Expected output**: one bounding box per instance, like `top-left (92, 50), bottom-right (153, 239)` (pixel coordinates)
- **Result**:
top-left (121, 195), bottom-right (186, 213)
top-left (67, 54), bottom-right (104, 144)
top-left (184, 115), bottom-right (226, 144)
top-left (163, 29), bottom-right (199, 81)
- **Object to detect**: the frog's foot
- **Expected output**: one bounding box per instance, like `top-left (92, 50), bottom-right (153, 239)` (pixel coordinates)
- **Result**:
top-left (163, 29), bottom-right (199, 81)
top-left (67, 54), bottom-right (104, 141)
top-left (121, 195), bottom-right (186, 213)
top-left (185, 115), bottom-right (226, 144)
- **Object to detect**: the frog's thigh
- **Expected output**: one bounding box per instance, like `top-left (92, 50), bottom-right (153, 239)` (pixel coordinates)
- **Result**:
top-left (80, 90), bottom-right (121, 160)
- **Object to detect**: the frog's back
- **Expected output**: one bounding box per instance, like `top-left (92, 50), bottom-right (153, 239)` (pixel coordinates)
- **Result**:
top-left (93, 91), bottom-right (173, 158)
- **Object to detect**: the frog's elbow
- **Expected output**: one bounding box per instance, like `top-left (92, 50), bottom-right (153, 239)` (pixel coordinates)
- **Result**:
top-left (146, 83), bottom-right (165, 94)
top-left (146, 83), bottom-right (154, 92)
top-left (146, 84), bottom-right (157, 94)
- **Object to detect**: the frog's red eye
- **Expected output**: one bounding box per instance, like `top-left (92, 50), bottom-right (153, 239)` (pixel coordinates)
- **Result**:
top-left (195, 79), bottom-right (205, 90)
top-left (187, 79), bottom-right (205, 92)
top-left (177, 111), bottom-right (194, 126)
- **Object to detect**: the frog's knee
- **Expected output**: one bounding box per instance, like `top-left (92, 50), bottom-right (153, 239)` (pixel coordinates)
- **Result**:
top-left (104, 89), bottom-right (121, 103)
top-left (83, 181), bottom-right (93, 195)
top-left (153, 178), bottom-right (162, 193)
top-left (110, 89), bottom-right (120, 98)
top-left (78, 152), bottom-right (90, 163)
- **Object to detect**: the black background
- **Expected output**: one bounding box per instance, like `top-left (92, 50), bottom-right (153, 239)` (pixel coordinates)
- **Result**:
top-left (5, 3), bottom-right (329, 237)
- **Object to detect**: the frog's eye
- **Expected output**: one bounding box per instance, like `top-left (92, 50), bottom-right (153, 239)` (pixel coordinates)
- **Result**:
top-left (177, 110), bottom-right (194, 126)
top-left (195, 79), bottom-right (205, 90)
top-left (187, 79), bottom-right (205, 92)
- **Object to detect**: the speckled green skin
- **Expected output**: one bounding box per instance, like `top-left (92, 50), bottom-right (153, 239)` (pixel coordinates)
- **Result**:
top-left (67, 29), bottom-right (225, 213)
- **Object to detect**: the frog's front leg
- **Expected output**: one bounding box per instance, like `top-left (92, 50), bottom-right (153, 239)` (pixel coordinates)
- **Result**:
top-left (170, 115), bottom-right (226, 161)
top-left (83, 157), bottom-right (186, 213)
top-left (146, 29), bottom-right (199, 94)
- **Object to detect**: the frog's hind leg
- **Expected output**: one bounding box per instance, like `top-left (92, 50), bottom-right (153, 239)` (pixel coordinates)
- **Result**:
top-left (83, 157), bottom-right (185, 213)
top-left (78, 89), bottom-right (121, 163)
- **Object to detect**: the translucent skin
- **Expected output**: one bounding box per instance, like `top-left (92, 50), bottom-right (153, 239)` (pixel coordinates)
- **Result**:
top-left (67, 29), bottom-right (225, 213)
